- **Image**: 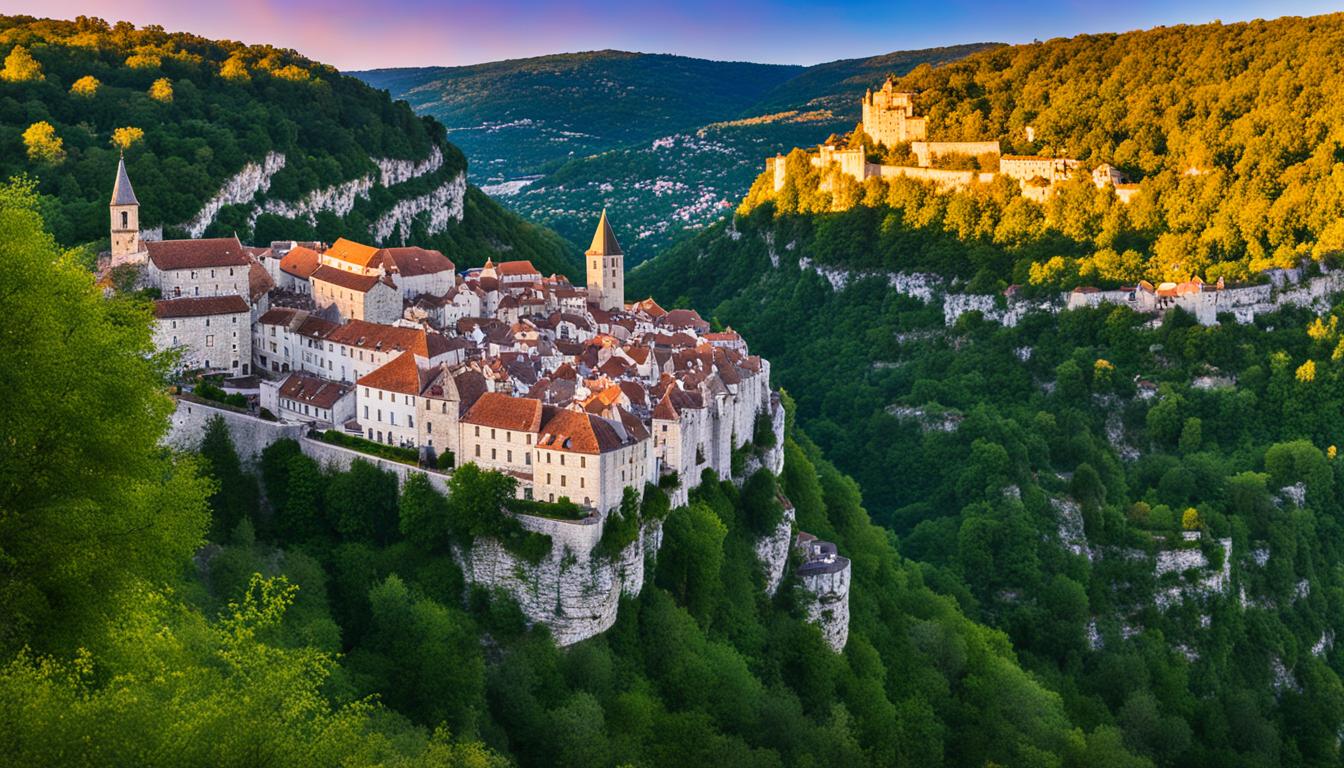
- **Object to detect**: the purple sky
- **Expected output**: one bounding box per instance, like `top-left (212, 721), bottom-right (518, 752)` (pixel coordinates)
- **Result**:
top-left (6, 0), bottom-right (1335, 70)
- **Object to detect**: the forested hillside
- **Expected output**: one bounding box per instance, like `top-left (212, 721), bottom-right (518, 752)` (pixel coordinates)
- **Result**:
top-left (747, 13), bottom-right (1344, 286)
top-left (0, 15), bottom-right (577, 276)
top-left (0, 179), bottom-right (1146, 767)
top-left (631, 193), bottom-right (1344, 766)
top-left (356, 44), bottom-right (994, 261)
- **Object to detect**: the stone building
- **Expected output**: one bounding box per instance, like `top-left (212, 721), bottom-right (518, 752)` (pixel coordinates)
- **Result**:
top-left (310, 264), bottom-right (401, 324)
top-left (152, 295), bottom-right (252, 374)
top-left (260, 371), bottom-right (354, 427)
top-left (861, 78), bottom-right (927, 147)
top-left (146, 237), bottom-right (252, 299)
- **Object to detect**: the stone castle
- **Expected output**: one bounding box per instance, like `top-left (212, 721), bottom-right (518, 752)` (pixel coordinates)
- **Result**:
top-left (768, 77), bottom-right (1140, 205)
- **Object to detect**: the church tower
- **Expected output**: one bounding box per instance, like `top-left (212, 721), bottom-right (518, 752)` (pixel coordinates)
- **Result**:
top-left (109, 154), bottom-right (145, 267)
top-left (586, 208), bottom-right (624, 312)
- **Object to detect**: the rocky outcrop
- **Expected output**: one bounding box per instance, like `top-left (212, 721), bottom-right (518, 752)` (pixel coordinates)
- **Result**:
top-left (183, 152), bottom-right (287, 237)
top-left (457, 512), bottom-right (659, 646)
top-left (755, 497), bottom-right (795, 597)
top-left (253, 175), bottom-right (374, 226)
top-left (372, 172), bottom-right (467, 242)
top-left (794, 532), bottom-right (851, 652)
top-left (1154, 537), bottom-right (1232, 608)
top-left (378, 146), bottom-right (444, 187)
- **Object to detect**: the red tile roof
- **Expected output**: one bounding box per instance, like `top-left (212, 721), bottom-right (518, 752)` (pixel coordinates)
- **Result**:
top-left (153, 295), bottom-right (249, 318)
top-left (357, 351), bottom-right (426, 395)
top-left (378, 246), bottom-right (454, 278)
top-left (279, 372), bottom-right (351, 409)
top-left (325, 237), bottom-right (381, 269)
top-left (279, 245), bottom-right (321, 278)
top-left (462, 392), bottom-right (544, 432)
top-left (537, 408), bottom-right (625, 454)
top-left (311, 264), bottom-right (389, 292)
top-left (496, 260), bottom-right (541, 277)
top-left (146, 237), bottom-right (250, 271)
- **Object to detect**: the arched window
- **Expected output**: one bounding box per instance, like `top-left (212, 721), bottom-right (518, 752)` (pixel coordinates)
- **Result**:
top-left (120, 211), bottom-right (128, 229)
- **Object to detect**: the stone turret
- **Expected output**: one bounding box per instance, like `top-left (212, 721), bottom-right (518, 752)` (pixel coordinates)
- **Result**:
top-left (794, 532), bottom-right (851, 651)
top-left (109, 154), bottom-right (146, 268)
top-left (586, 209), bottom-right (624, 312)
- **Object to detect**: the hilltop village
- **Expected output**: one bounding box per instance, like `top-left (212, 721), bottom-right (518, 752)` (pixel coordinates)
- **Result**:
top-left (768, 77), bottom-right (1140, 203)
top-left (102, 156), bottom-right (849, 648)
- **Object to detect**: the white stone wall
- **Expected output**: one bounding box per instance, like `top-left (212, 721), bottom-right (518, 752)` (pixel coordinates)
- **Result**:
top-left (155, 309), bottom-right (251, 374)
top-left (462, 424), bottom-right (535, 479)
top-left (358, 386), bottom-right (420, 447)
top-left (151, 264), bottom-right (249, 300)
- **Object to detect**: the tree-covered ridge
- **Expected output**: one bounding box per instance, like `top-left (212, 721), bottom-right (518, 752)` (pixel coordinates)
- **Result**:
top-left (354, 50), bottom-right (807, 177)
top-left (0, 15), bottom-right (578, 277)
top-left (0, 178), bottom-right (1142, 767)
top-left (632, 208), bottom-right (1344, 766)
top-left (826, 13), bottom-right (1344, 282)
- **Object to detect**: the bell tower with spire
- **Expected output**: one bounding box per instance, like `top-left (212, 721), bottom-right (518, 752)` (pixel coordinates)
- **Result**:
top-left (109, 154), bottom-right (145, 268)
top-left (585, 208), bottom-right (624, 312)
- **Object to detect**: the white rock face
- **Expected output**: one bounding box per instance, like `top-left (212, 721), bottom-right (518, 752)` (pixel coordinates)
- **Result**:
top-left (756, 502), bottom-right (795, 597)
top-left (254, 175), bottom-right (374, 226)
top-left (1155, 538), bottom-right (1232, 608)
top-left (1051, 497), bottom-right (1091, 560)
top-left (800, 564), bottom-right (851, 652)
top-left (457, 513), bottom-right (659, 646)
top-left (377, 146), bottom-right (444, 187)
top-left (184, 152), bottom-right (287, 237)
top-left (372, 172), bottom-right (466, 242)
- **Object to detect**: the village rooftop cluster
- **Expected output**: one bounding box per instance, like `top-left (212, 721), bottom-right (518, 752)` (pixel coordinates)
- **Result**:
top-left (105, 156), bottom-right (777, 516)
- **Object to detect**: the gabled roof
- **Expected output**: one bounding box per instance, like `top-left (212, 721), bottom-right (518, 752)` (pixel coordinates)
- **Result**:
top-left (496, 260), bottom-right (541, 277)
top-left (146, 237), bottom-right (251, 271)
top-left (537, 408), bottom-right (627, 454)
top-left (325, 237), bottom-right (382, 269)
top-left (462, 392), bottom-right (544, 432)
top-left (279, 245), bottom-right (322, 279)
top-left (111, 155), bottom-right (138, 206)
top-left (278, 372), bottom-right (351, 410)
top-left (248, 259), bottom-right (275, 301)
top-left (585, 209), bottom-right (622, 256)
top-left (357, 351), bottom-right (427, 396)
top-left (311, 264), bottom-right (391, 292)
top-left (379, 246), bottom-right (454, 278)
top-left (153, 295), bottom-right (249, 319)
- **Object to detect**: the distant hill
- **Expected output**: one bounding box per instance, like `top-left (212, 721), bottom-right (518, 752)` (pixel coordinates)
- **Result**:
top-left (352, 51), bottom-right (805, 178)
top-left (353, 44), bottom-right (995, 262)
top-left (0, 15), bottom-right (577, 277)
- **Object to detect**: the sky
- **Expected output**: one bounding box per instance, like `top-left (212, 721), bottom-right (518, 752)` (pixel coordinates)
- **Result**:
top-left (6, 0), bottom-right (1339, 70)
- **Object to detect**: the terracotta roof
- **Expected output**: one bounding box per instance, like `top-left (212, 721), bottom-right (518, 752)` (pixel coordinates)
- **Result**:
top-left (311, 264), bottom-right (387, 292)
top-left (630, 297), bottom-right (667, 318)
top-left (653, 390), bottom-right (678, 420)
top-left (325, 237), bottom-right (381, 269)
top-left (537, 408), bottom-right (625, 454)
top-left (496, 260), bottom-right (540, 277)
top-left (248, 259), bottom-right (275, 301)
top-left (111, 155), bottom-right (138, 206)
top-left (278, 372), bottom-right (351, 410)
top-left (153, 295), bottom-right (249, 319)
top-left (462, 392), bottom-right (544, 432)
top-left (585, 209), bottom-right (622, 256)
top-left (379, 246), bottom-right (454, 278)
top-left (618, 380), bottom-right (647, 407)
top-left (279, 245), bottom-right (322, 278)
top-left (657, 309), bottom-right (710, 333)
top-left (147, 237), bottom-right (251, 271)
top-left (325, 320), bottom-right (445, 358)
top-left (357, 351), bottom-right (426, 395)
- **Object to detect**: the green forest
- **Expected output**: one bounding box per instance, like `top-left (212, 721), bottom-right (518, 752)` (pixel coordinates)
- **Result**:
top-left (0, 15), bottom-right (577, 276)
top-left (631, 193), bottom-right (1344, 764)
top-left (744, 13), bottom-right (1344, 288)
top-left (0, 178), bottom-right (1157, 766)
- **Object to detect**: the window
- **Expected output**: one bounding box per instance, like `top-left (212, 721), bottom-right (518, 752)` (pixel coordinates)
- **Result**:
top-left (475, 445), bottom-right (481, 457)
top-left (205, 335), bottom-right (214, 347)
top-left (408, 415), bottom-right (414, 428)
top-left (525, 453), bottom-right (531, 465)
top-left (580, 456), bottom-right (586, 469)
top-left (120, 211), bottom-right (128, 228)
top-left (506, 450), bottom-right (512, 462)
top-left (426, 422), bottom-right (432, 434)
top-left (560, 476), bottom-right (566, 487)
top-left (475, 426), bottom-right (480, 437)
top-left (491, 448), bottom-right (496, 460)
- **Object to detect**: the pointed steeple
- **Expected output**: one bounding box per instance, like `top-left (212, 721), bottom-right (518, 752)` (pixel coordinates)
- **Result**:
top-left (586, 208), bottom-right (622, 256)
top-left (110, 154), bottom-right (138, 206)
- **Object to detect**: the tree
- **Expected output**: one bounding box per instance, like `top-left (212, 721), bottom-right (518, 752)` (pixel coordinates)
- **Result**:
top-left (325, 460), bottom-right (399, 544)
top-left (0, 45), bottom-right (42, 82)
top-left (655, 501), bottom-right (726, 625)
top-left (0, 179), bottom-right (210, 653)
top-left (220, 56), bottom-right (250, 81)
top-left (111, 126), bottom-right (145, 151)
top-left (280, 453), bottom-right (325, 542)
top-left (22, 122), bottom-right (64, 164)
top-left (444, 463), bottom-right (517, 541)
top-left (149, 77), bottom-right (174, 103)
top-left (69, 75), bottom-right (99, 97)
top-left (1181, 507), bottom-right (1200, 531)
top-left (741, 469), bottom-right (783, 535)
top-left (399, 473), bottom-right (451, 552)
top-left (199, 416), bottom-right (258, 541)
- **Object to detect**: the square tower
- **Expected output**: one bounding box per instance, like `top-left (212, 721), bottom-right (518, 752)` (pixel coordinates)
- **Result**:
top-left (109, 155), bottom-right (146, 267)
top-left (585, 209), bottom-right (624, 312)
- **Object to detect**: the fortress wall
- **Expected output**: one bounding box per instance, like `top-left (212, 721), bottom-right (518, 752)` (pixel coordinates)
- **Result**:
top-left (911, 140), bottom-right (1002, 167)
